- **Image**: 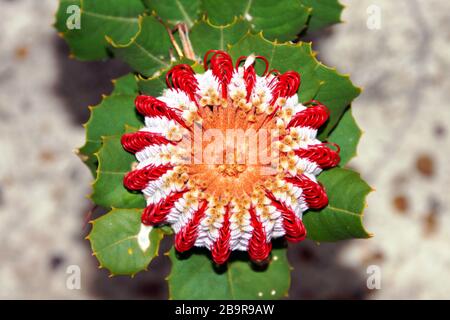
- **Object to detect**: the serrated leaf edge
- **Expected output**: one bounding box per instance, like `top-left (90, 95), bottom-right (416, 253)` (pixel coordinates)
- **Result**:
top-left (86, 207), bottom-right (165, 277)
top-left (77, 76), bottom-right (139, 175)
top-left (317, 168), bottom-right (374, 240)
top-left (330, 107), bottom-right (363, 167)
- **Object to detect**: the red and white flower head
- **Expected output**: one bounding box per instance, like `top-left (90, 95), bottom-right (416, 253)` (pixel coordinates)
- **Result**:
top-left (122, 50), bottom-right (340, 264)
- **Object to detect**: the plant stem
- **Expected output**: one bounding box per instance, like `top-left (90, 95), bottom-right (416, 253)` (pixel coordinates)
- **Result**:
top-left (177, 23), bottom-right (196, 61)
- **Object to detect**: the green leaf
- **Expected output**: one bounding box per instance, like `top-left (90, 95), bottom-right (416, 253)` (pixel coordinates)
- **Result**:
top-left (142, 0), bottom-right (201, 28)
top-left (167, 247), bottom-right (290, 299)
top-left (190, 17), bottom-right (250, 58)
top-left (91, 135), bottom-right (146, 208)
top-left (89, 208), bottom-right (164, 275)
top-left (328, 107), bottom-right (362, 166)
top-left (58, 0), bottom-right (145, 60)
top-left (202, 0), bottom-right (311, 42)
top-left (137, 72), bottom-right (167, 96)
top-left (314, 65), bottom-right (361, 139)
top-left (110, 73), bottom-right (141, 95)
top-left (78, 73), bottom-right (142, 176)
top-left (303, 168), bottom-right (372, 242)
top-left (300, 0), bottom-right (344, 32)
top-left (107, 15), bottom-right (172, 77)
top-left (228, 33), bottom-right (360, 134)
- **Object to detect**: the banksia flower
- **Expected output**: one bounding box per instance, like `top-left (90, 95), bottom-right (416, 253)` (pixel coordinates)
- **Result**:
top-left (122, 50), bottom-right (340, 264)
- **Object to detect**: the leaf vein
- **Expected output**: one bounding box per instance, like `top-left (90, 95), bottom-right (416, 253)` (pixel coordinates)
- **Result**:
top-left (226, 262), bottom-right (237, 299)
top-left (220, 28), bottom-right (224, 50)
top-left (243, 0), bottom-right (253, 17)
top-left (82, 11), bottom-right (139, 23)
top-left (134, 41), bottom-right (169, 67)
top-left (326, 205), bottom-right (361, 217)
top-left (175, 0), bottom-right (193, 27)
top-left (94, 235), bottom-right (137, 254)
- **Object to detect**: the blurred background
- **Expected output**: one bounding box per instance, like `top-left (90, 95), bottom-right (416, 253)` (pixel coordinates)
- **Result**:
top-left (0, 0), bottom-right (449, 299)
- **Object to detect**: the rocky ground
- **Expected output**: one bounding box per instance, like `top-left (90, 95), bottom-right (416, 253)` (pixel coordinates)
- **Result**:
top-left (0, 0), bottom-right (448, 299)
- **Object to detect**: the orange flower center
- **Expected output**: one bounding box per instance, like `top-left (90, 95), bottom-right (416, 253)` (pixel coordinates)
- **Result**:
top-left (186, 103), bottom-right (278, 200)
